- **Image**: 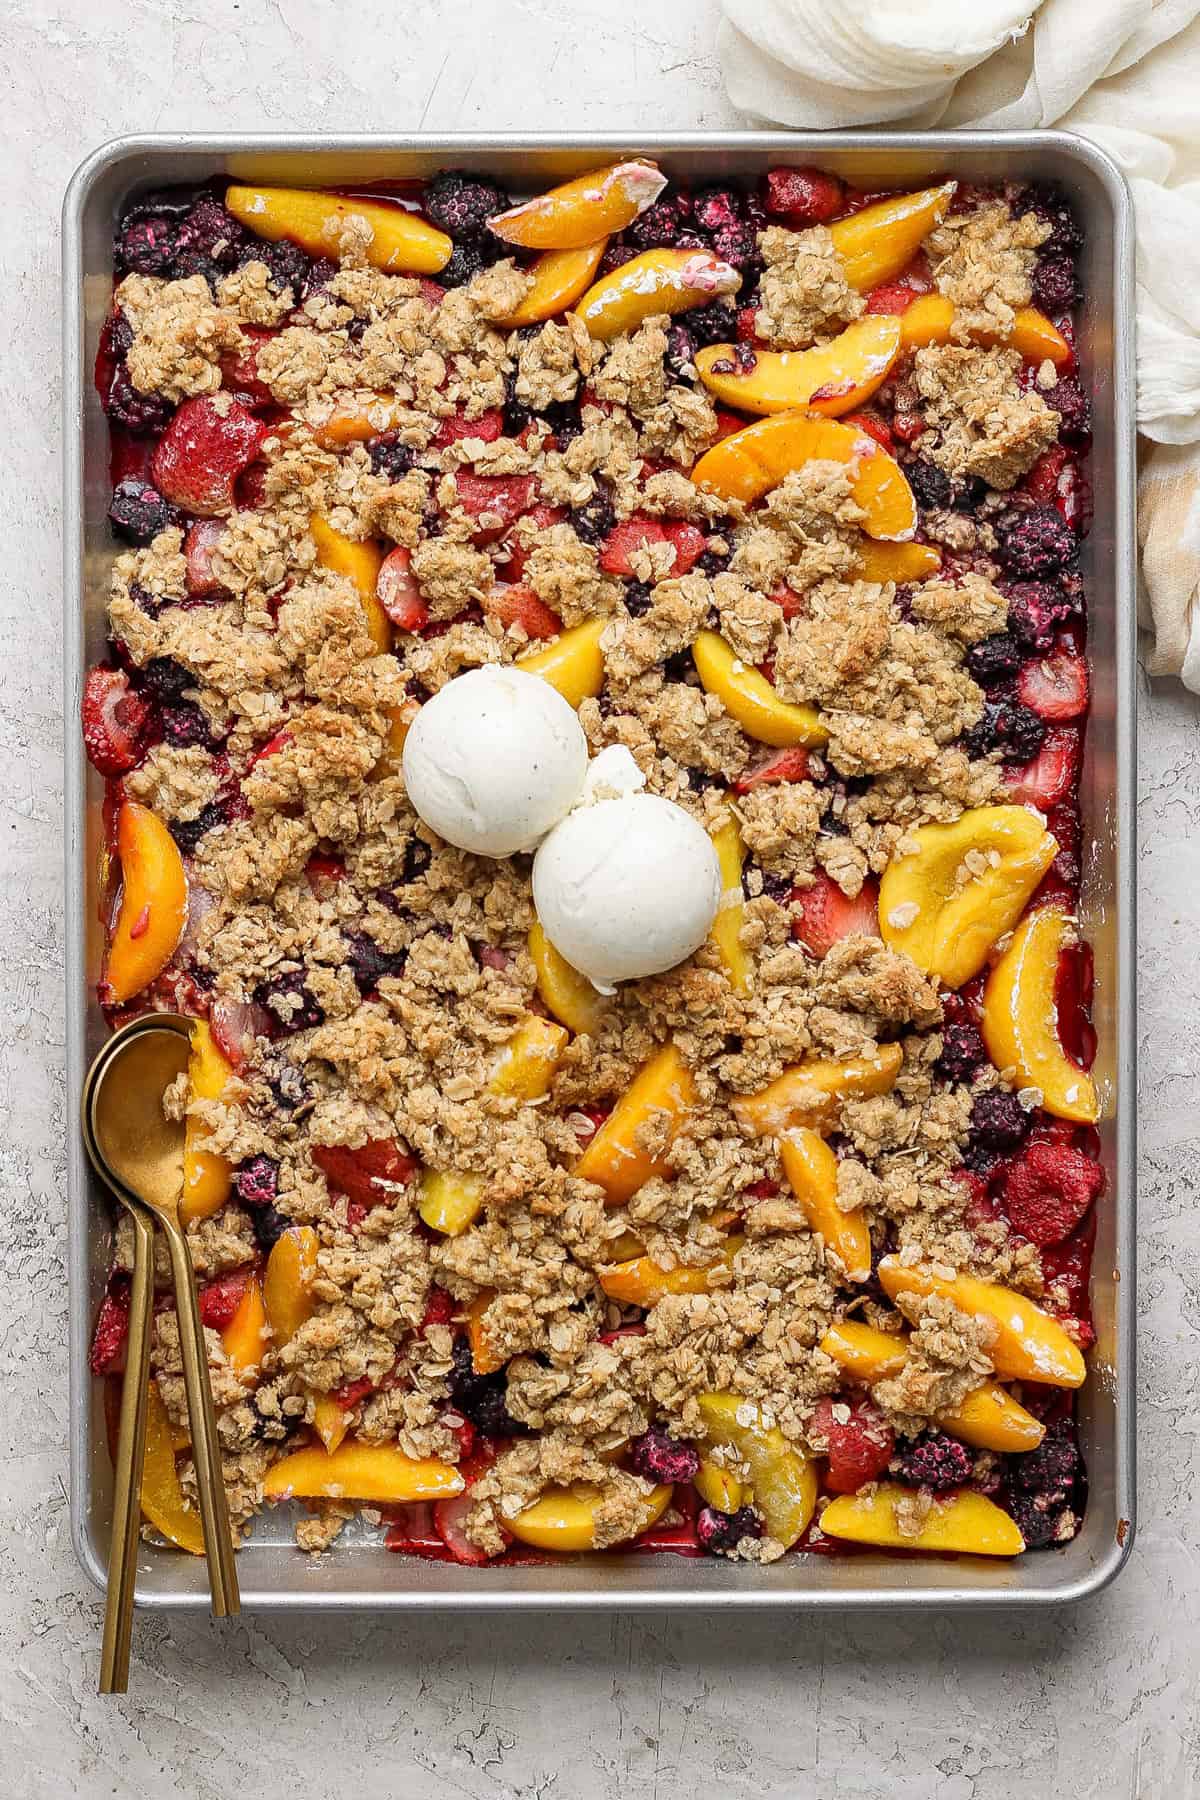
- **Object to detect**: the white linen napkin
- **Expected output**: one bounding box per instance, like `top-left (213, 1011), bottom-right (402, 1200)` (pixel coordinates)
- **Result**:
top-left (718, 0), bottom-right (1200, 688)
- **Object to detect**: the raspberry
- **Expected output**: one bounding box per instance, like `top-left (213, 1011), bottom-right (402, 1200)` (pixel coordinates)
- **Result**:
top-left (995, 505), bottom-right (1076, 577)
top-left (1048, 375), bottom-right (1091, 443)
top-left (905, 458), bottom-right (952, 510)
top-left (968, 1089), bottom-right (1031, 1156)
top-left (936, 1021), bottom-right (988, 1083)
top-left (697, 1505), bottom-right (763, 1554)
top-left (762, 166), bottom-right (845, 225)
top-left (168, 800), bottom-right (228, 853)
top-left (626, 194), bottom-right (692, 250)
top-left (425, 171), bottom-right (509, 239)
top-left (893, 1430), bottom-right (973, 1492)
top-left (255, 969), bottom-right (325, 1032)
top-left (233, 1154), bottom-right (280, 1208)
top-left (108, 476), bottom-right (183, 546)
top-left (709, 220), bottom-right (761, 272)
top-left (103, 362), bottom-right (174, 435)
top-left (1001, 1141), bottom-right (1104, 1246)
top-left (161, 701), bottom-right (218, 750)
top-left (966, 633), bottom-right (1022, 686)
top-left (692, 185), bottom-right (743, 233)
top-left (1004, 580), bottom-right (1075, 652)
top-left (965, 697), bottom-right (1046, 764)
top-left (251, 1205), bottom-right (292, 1254)
top-left (137, 655), bottom-right (192, 702)
top-left (439, 239), bottom-right (488, 289)
top-left (345, 930), bottom-right (408, 995)
top-left (630, 1427), bottom-right (701, 1484)
top-left (367, 432), bottom-right (415, 482)
top-left (196, 1269), bottom-right (251, 1330)
top-left (1032, 253), bottom-right (1078, 315)
top-left (89, 1280), bottom-right (131, 1375)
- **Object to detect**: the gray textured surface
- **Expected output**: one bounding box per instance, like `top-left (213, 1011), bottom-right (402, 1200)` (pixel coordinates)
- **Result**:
top-left (4, 0), bottom-right (1197, 1793)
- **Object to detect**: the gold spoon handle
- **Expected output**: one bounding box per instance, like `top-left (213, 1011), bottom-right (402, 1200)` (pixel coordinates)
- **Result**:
top-left (98, 1205), bottom-right (155, 1694)
top-left (159, 1216), bottom-right (241, 1616)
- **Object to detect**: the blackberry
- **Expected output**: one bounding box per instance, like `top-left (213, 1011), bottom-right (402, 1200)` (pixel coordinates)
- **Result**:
top-left (103, 364), bottom-right (173, 435)
top-left (501, 386), bottom-right (532, 437)
top-left (438, 238), bottom-right (488, 289)
top-left (893, 1431), bottom-right (973, 1492)
top-left (1022, 183), bottom-right (1083, 257)
top-left (952, 475), bottom-right (988, 513)
top-left (255, 969), bottom-right (325, 1032)
top-left (251, 237), bottom-right (312, 299)
top-left (759, 870), bottom-right (793, 903)
top-left (265, 1055), bottom-right (312, 1117)
top-left (995, 504), bottom-right (1076, 577)
top-left (666, 322), bottom-right (698, 379)
top-left (906, 458), bottom-right (952, 511)
top-left (426, 171), bottom-right (509, 239)
top-left (662, 647), bottom-right (694, 683)
top-left (250, 1205), bottom-right (292, 1254)
top-left (965, 697), bottom-right (1046, 764)
top-left (168, 801), bottom-right (227, 854)
top-left (1048, 375), bottom-right (1091, 443)
top-left (626, 194), bottom-right (692, 250)
top-left (692, 185), bottom-right (744, 234)
top-left (597, 242), bottom-right (637, 278)
top-left (116, 215), bottom-right (178, 276)
top-left (936, 1021), bottom-right (988, 1084)
top-left (367, 432), bottom-right (415, 481)
top-left (685, 766), bottom-right (723, 792)
top-left (233, 1154), bottom-right (280, 1209)
top-left (137, 655), bottom-right (192, 701)
top-left (672, 231), bottom-right (711, 252)
top-left (630, 1427), bottom-right (700, 1484)
top-left (697, 1505), bottom-right (763, 1554)
top-left (161, 701), bottom-right (218, 751)
top-left (448, 1335), bottom-right (527, 1437)
top-left (538, 398), bottom-right (584, 446)
top-left (966, 633), bottom-right (1022, 687)
top-left (1009, 1427), bottom-right (1080, 1505)
top-left (685, 297), bottom-right (739, 348)
top-left (1032, 253), bottom-right (1079, 315)
top-left (175, 196), bottom-right (246, 272)
top-left (697, 546), bottom-right (731, 576)
top-left (568, 487), bottom-right (617, 546)
top-left (969, 1089), bottom-right (1031, 1154)
top-left (624, 581), bottom-right (653, 618)
top-left (129, 581), bottom-right (166, 619)
top-left (710, 220), bottom-right (761, 272)
top-left (400, 836), bottom-right (433, 883)
top-left (1004, 579), bottom-right (1074, 652)
top-left (345, 930), bottom-right (407, 995)
top-left (108, 477), bottom-right (182, 546)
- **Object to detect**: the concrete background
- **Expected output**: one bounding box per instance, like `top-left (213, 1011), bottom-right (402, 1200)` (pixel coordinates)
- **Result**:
top-left (4, 1), bottom-right (1197, 1793)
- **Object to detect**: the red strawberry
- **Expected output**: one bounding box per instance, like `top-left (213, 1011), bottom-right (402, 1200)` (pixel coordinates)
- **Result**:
top-left (1001, 1141), bottom-right (1104, 1247)
top-left (1016, 652), bottom-right (1089, 721)
top-left (767, 582), bottom-right (805, 621)
top-left (484, 582), bottom-right (562, 639)
top-left (791, 873), bottom-right (880, 957)
top-left (81, 666), bottom-right (150, 776)
top-left (421, 1286), bottom-right (456, 1332)
top-left (1040, 1208), bottom-right (1097, 1323)
top-left (662, 521), bottom-right (707, 575)
top-left (332, 1375), bottom-right (376, 1410)
top-left (89, 1285), bottom-right (130, 1375)
top-left (1005, 726), bottom-right (1081, 807)
top-left (219, 325), bottom-right (278, 405)
top-left (432, 407), bottom-right (504, 450)
top-left (891, 409), bottom-right (926, 445)
top-left (184, 518), bottom-right (229, 598)
top-left (736, 305), bottom-right (760, 344)
top-left (151, 396), bottom-right (269, 517)
top-left (305, 852), bottom-right (346, 891)
top-left (809, 1395), bottom-right (896, 1495)
top-left (597, 1322), bottom-right (647, 1345)
top-left (452, 471), bottom-right (536, 540)
top-left (763, 166), bottom-right (845, 225)
top-left (865, 282), bottom-right (920, 316)
top-left (734, 747), bottom-right (812, 792)
top-left (599, 515), bottom-right (669, 575)
top-left (841, 410), bottom-right (895, 454)
top-left (713, 408), bottom-right (748, 442)
top-left (501, 503), bottom-right (566, 579)
top-left (385, 1500), bottom-right (454, 1560)
top-left (197, 1268), bottom-right (253, 1330)
top-left (745, 1177), bottom-right (780, 1199)
top-left (235, 461), bottom-right (271, 511)
top-left (208, 995), bottom-right (274, 1070)
top-left (313, 1138), bottom-right (420, 1209)
top-left (1022, 445), bottom-right (1070, 506)
top-left (434, 1445), bottom-right (506, 1565)
top-left (376, 546), bottom-right (428, 631)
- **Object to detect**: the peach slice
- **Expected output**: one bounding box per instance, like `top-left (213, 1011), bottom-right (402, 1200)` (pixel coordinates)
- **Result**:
top-left (507, 1480), bottom-right (672, 1551)
top-left (262, 1440), bottom-right (465, 1503)
top-left (529, 919), bottom-right (608, 1035)
top-left (221, 1275), bottom-right (269, 1383)
top-left (225, 185), bottom-right (452, 274)
top-left (692, 410), bottom-right (917, 539)
top-left (466, 1290), bottom-right (503, 1375)
top-left (693, 629), bottom-right (827, 749)
top-left (878, 805), bottom-right (1058, 990)
top-left (693, 1457), bottom-right (743, 1513)
top-left (489, 1015), bottom-right (569, 1101)
top-left (828, 183), bottom-right (957, 292)
top-left (488, 161), bottom-right (667, 250)
top-left (312, 1395), bottom-right (350, 1455)
top-left (733, 1044), bottom-right (904, 1139)
top-left (517, 617), bottom-right (607, 709)
top-left (709, 817), bottom-right (752, 995)
top-left (899, 292), bottom-right (1072, 367)
top-left (695, 317), bottom-right (902, 418)
top-left (853, 538), bottom-right (941, 584)
top-left (877, 1256), bottom-right (1087, 1388)
top-left (781, 1128), bottom-right (871, 1282)
top-left (696, 1391), bottom-right (817, 1549)
top-left (103, 802), bottom-right (189, 1006)
top-left (418, 1169), bottom-right (485, 1237)
top-left (141, 1381), bottom-right (204, 1555)
top-left (180, 1020), bottom-right (233, 1224)
top-left (819, 1319), bottom-right (909, 1383)
top-left (262, 1226), bottom-right (318, 1348)
top-left (311, 394), bottom-right (405, 449)
top-left (575, 1043), bottom-right (697, 1205)
top-left (982, 904), bottom-right (1100, 1124)
top-left (820, 1483), bottom-right (1025, 1556)
top-left (372, 700), bottom-right (420, 779)
top-left (309, 515), bottom-right (390, 653)
top-left (575, 248), bottom-right (742, 341)
top-left (496, 241), bottom-right (609, 326)
top-left (597, 1238), bottom-right (741, 1307)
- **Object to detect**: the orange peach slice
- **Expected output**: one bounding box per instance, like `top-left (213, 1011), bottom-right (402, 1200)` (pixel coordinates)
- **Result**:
top-left (828, 183), bottom-right (957, 292)
top-left (262, 1440), bottom-right (464, 1503)
top-left (695, 316), bottom-right (903, 418)
top-left (488, 161), bottom-right (666, 250)
top-left (263, 1226), bottom-right (318, 1348)
top-left (309, 515), bottom-right (390, 653)
top-left (575, 248), bottom-right (742, 341)
top-left (877, 1256), bottom-right (1087, 1388)
top-left (597, 1237), bottom-right (741, 1307)
top-left (517, 617), bottom-right (607, 708)
top-left (692, 410), bottom-right (917, 539)
top-left (312, 1395), bottom-right (350, 1456)
top-left (507, 1480), bottom-right (672, 1551)
top-left (878, 805), bottom-right (1058, 990)
top-left (496, 241), bottom-right (609, 325)
top-left (693, 1457), bottom-right (743, 1513)
top-left (853, 538), bottom-right (941, 584)
top-left (221, 1275), bottom-right (269, 1383)
top-left (104, 802), bottom-right (189, 1006)
top-left (693, 629), bottom-right (827, 749)
top-left (466, 1290), bottom-right (503, 1375)
top-left (489, 1015), bottom-right (569, 1101)
top-left (899, 292), bottom-right (1072, 367)
top-left (781, 1128), bottom-right (872, 1282)
top-left (696, 1391), bottom-right (817, 1549)
top-left (181, 1021), bottom-right (233, 1224)
top-left (529, 919), bottom-right (608, 1035)
top-left (982, 905), bottom-right (1100, 1124)
top-left (225, 185), bottom-right (452, 274)
top-left (372, 699), bottom-right (420, 779)
top-left (709, 816), bottom-right (752, 995)
top-left (141, 1382), bottom-right (204, 1555)
top-left (820, 1483), bottom-right (1024, 1556)
top-left (733, 1045), bottom-right (904, 1139)
top-left (311, 394), bottom-right (405, 449)
top-left (819, 1318), bottom-right (909, 1383)
top-left (418, 1169), bottom-right (485, 1237)
top-left (575, 1043), bottom-right (697, 1206)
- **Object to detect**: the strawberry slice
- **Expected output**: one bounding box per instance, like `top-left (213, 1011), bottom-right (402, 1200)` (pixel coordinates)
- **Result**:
top-left (376, 546), bottom-right (428, 631)
top-left (763, 167), bottom-right (845, 225)
top-left (332, 1375), bottom-right (376, 1410)
top-left (809, 1395), bottom-right (896, 1495)
top-left (599, 516), bottom-right (669, 576)
top-left (81, 666), bottom-right (150, 776)
top-left (1016, 651), bottom-right (1089, 721)
top-left (484, 583), bottom-right (562, 639)
top-left (219, 325), bottom-right (278, 405)
top-left (151, 395), bottom-right (269, 518)
top-left (1000, 1141), bottom-right (1104, 1247)
top-left (790, 873), bottom-right (880, 956)
top-left (597, 1322), bottom-right (647, 1345)
top-left (714, 408), bottom-right (748, 441)
top-left (432, 407), bottom-right (504, 450)
top-left (840, 410), bottom-right (895, 454)
top-left (453, 471), bottom-right (536, 540)
top-left (865, 281), bottom-right (920, 316)
top-left (662, 521), bottom-right (707, 575)
top-left (500, 504), bottom-right (566, 580)
top-left (767, 581), bottom-right (805, 621)
top-left (208, 995), bottom-right (275, 1070)
top-left (184, 518), bottom-right (229, 598)
top-left (734, 747), bottom-right (812, 793)
top-left (421, 1286), bottom-right (456, 1332)
top-left (386, 1500), bottom-right (455, 1560)
top-left (197, 1268), bottom-right (254, 1330)
top-left (89, 1284), bottom-right (130, 1375)
top-left (1005, 726), bottom-right (1081, 807)
top-left (313, 1139), bottom-right (419, 1210)
top-left (433, 1446), bottom-right (506, 1566)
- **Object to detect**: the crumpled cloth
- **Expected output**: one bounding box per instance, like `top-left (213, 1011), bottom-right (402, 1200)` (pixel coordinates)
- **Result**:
top-left (718, 0), bottom-right (1200, 688)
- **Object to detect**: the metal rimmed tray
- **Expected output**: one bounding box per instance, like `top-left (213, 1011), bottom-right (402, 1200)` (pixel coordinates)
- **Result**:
top-left (64, 131), bottom-right (1137, 1609)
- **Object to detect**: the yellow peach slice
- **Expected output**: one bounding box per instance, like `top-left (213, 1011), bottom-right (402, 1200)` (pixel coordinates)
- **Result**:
top-left (982, 905), bottom-right (1099, 1124)
top-left (709, 816), bottom-right (752, 994)
top-left (696, 1391), bottom-right (817, 1549)
top-left (877, 1256), bottom-right (1086, 1388)
top-left (575, 1043), bottom-right (697, 1205)
top-left (693, 1457), bottom-right (743, 1513)
top-left (496, 241), bottom-right (608, 326)
top-left (878, 805), bottom-right (1058, 990)
top-left (733, 1044), bottom-right (904, 1139)
top-left (781, 1128), bottom-right (871, 1283)
top-left (488, 161), bottom-right (667, 250)
top-left (899, 292), bottom-right (1072, 367)
top-left (693, 629), bottom-right (827, 749)
top-left (692, 410), bottom-right (917, 539)
top-left (820, 1483), bottom-right (1024, 1556)
top-left (488, 1014), bottom-right (569, 1101)
top-left (141, 1382), bottom-right (204, 1555)
top-left (819, 1319), bottom-right (909, 1383)
top-left (575, 248), bottom-right (742, 342)
top-left (696, 316), bottom-right (902, 418)
top-left (309, 515), bottom-right (390, 653)
top-left (853, 538), bottom-right (941, 584)
top-left (598, 1237), bottom-right (741, 1308)
top-left (466, 1290), bottom-right (503, 1375)
top-left (418, 1169), bottom-right (485, 1237)
top-left (262, 1440), bottom-right (465, 1503)
top-left (104, 802), bottom-right (189, 1006)
top-left (311, 394), bottom-right (405, 449)
top-left (507, 1480), bottom-right (672, 1551)
top-left (529, 918), bottom-right (608, 1035)
top-left (181, 1020), bottom-right (233, 1224)
top-left (372, 699), bottom-right (420, 779)
top-left (225, 185), bottom-right (452, 274)
top-left (828, 183), bottom-right (957, 293)
top-left (221, 1275), bottom-right (269, 1383)
top-left (517, 616), bottom-right (607, 709)
top-left (312, 1394), bottom-right (350, 1455)
top-left (262, 1226), bottom-right (318, 1348)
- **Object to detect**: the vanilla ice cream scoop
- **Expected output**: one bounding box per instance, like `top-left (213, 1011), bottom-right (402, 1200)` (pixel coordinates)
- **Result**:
top-left (402, 665), bottom-right (589, 857)
top-left (533, 758), bottom-right (722, 992)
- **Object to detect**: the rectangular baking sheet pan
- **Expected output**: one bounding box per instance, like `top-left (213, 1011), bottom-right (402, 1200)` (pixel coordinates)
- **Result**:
top-left (64, 131), bottom-right (1137, 1609)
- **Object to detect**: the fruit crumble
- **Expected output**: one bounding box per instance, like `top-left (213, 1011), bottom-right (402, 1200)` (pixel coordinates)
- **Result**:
top-left (84, 159), bottom-right (1100, 1567)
